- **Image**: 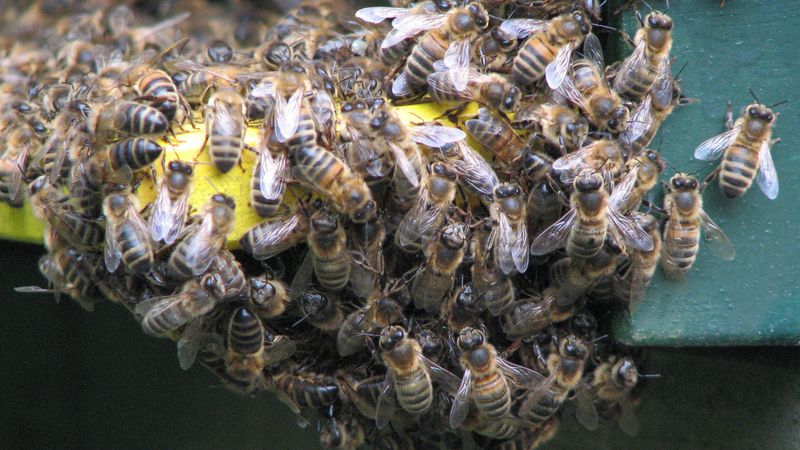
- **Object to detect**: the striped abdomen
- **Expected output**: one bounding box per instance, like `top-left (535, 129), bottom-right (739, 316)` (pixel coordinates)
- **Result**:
top-left (615, 54), bottom-right (662, 101)
top-left (249, 159), bottom-right (283, 218)
top-left (403, 32), bottom-right (448, 90)
top-left (566, 214), bottom-right (606, 259)
top-left (472, 367), bottom-right (511, 418)
top-left (286, 101), bottom-right (317, 151)
top-left (207, 114), bottom-right (244, 174)
top-left (473, 264), bottom-right (515, 316)
top-left (475, 419), bottom-right (517, 440)
top-left (394, 365), bottom-right (433, 414)
top-left (138, 70), bottom-right (179, 121)
top-left (522, 385), bottom-right (567, 426)
top-left (62, 213), bottom-right (104, 248)
top-left (117, 220), bottom-right (154, 274)
top-left (273, 372), bottom-right (340, 408)
top-left (229, 307), bottom-right (264, 355)
top-left (56, 249), bottom-right (100, 301)
top-left (311, 241), bottom-right (350, 291)
top-left (116, 101), bottom-right (169, 136)
top-left (141, 295), bottom-right (215, 336)
top-left (465, 116), bottom-right (526, 164)
top-left (108, 138), bottom-right (162, 171)
top-left (719, 143), bottom-right (759, 199)
top-left (293, 145), bottom-right (346, 193)
top-left (412, 265), bottom-right (454, 313)
top-left (380, 39), bottom-right (413, 65)
top-left (661, 215), bottom-right (700, 278)
top-left (512, 33), bottom-right (561, 86)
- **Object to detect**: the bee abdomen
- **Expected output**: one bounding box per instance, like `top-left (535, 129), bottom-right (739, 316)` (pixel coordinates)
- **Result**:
top-left (313, 253), bottom-right (350, 290)
top-left (118, 222), bottom-right (154, 274)
top-left (229, 307), bottom-right (264, 355)
top-left (142, 303), bottom-right (190, 335)
top-left (512, 38), bottom-right (553, 85)
top-left (250, 163), bottom-right (282, 218)
top-left (287, 114), bottom-right (317, 149)
top-left (120, 102), bottom-right (169, 135)
top-left (719, 145), bottom-right (758, 198)
top-left (274, 373), bottom-right (340, 408)
top-left (404, 34), bottom-right (444, 89)
top-left (474, 372), bottom-right (511, 418)
top-left (395, 368), bottom-right (432, 414)
top-left (108, 138), bottom-right (162, 171)
top-left (567, 219), bottom-right (605, 259)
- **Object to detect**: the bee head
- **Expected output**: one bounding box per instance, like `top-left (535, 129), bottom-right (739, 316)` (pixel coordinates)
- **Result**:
top-left (645, 12), bottom-right (673, 50)
top-left (608, 105), bottom-right (630, 132)
top-left (201, 273), bottom-right (226, 299)
top-left (570, 11), bottom-right (592, 36)
top-left (644, 149), bottom-right (665, 172)
top-left (249, 277), bottom-right (275, 303)
top-left (574, 172), bottom-right (603, 192)
top-left (211, 193), bottom-right (236, 210)
top-left (440, 224), bottom-right (467, 249)
top-left (669, 173), bottom-right (698, 191)
top-left (351, 198), bottom-right (377, 223)
top-left (456, 327), bottom-right (484, 351)
top-left (614, 357), bottom-right (639, 389)
top-left (379, 325), bottom-right (406, 351)
top-left (560, 335), bottom-right (588, 360)
top-left (745, 103), bottom-right (774, 136)
top-left (494, 183), bottom-right (521, 199)
top-left (491, 26), bottom-right (517, 51)
top-left (502, 85), bottom-right (522, 113)
top-left (311, 209), bottom-right (339, 233)
top-left (431, 162), bottom-right (458, 182)
top-left (467, 3), bottom-right (489, 29)
top-left (207, 39), bottom-right (233, 63)
top-left (301, 291), bottom-right (329, 317)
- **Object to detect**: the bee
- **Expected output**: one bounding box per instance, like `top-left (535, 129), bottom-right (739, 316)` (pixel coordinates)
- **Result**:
top-left (358, 3), bottom-right (489, 97)
top-left (339, 289), bottom-right (406, 357)
top-left (490, 183), bottom-right (529, 275)
top-left (527, 177), bottom-right (563, 240)
top-left (465, 107), bottom-right (527, 165)
top-left (168, 193), bottom-right (236, 280)
top-left (248, 62), bottom-right (308, 146)
top-left (135, 273), bottom-right (225, 336)
top-left (337, 373), bottom-right (386, 420)
top-left (611, 11), bottom-right (673, 102)
top-left (551, 138), bottom-right (625, 185)
top-left (520, 0), bottom-right (602, 20)
top-left (449, 327), bottom-right (544, 429)
top-left (501, 287), bottom-right (575, 339)
top-left (247, 276), bottom-right (291, 320)
top-left (172, 61), bottom-right (240, 106)
top-left (620, 82), bottom-right (685, 156)
top-left (18, 247), bottom-right (103, 312)
top-left (531, 170), bottom-right (654, 259)
top-left (299, 290), bottom-right (345, 332)
top-left (307, 207), bottom-right (350, 291)
top-left (661, 173), bottom-right (735, 279)
top-left (429, 139), bottom-right (500, 206)
top-left (488, 417), bottom-right (561, 450)
top-left (441, 282), bottom-right (483, 331)
top-left (341, 103), bottom-right (394, 196)
top-left (211, 249), bottom-right (247, 299)
top-left (270, 370), bottom-right (341, 414)
top-left (103, 185), bottom-right (154, 275)
top-left (82, 100), bottom-right (169, 145)
top-left (129, 65), bottom-right (192, 126)
top-left (517, 334), bottom-right (598, 431)
top-left (107, 138), bottom-right (162, 173)
top-left (348, 218), bottom-right (387, 300)
top-left (427, 67), bottom-right (521, 114)
top-left (239, 210), bottom-right (310, 260)
top-left (0, 134), bottom-right (31, 207)
top-left (150, 160), bottom-right (193, 245)
top-left (395, 162), bottom-right (458, 253)
top-left (549, 242), bottom-right (623, 306)
top-left (472, 25), bottom-right (520, 73)
top-left (694, 102), bottom-right (779, 199)
top-left (222, 307), bottom-right (297, 394)
top-left (522, 103), bottom-right (589, 154)
top-left (589, 356), bottom-right (640, 436)
top-left (614, 213), bottom-right (661, 310)
top-left (320, 413), bottom-right (366, 450)
top-left (471, 218), bottom-right (515, 316)
top-left (375, 326), bottom-right (460, 428)
top-left (204, 87), bottom-right (247, 174)
top-left (28, 176), bottom-right (104, 250)
top-left (504, 11), bottom-right (593, 89)
top-left (618, 149), bottom-right (664, 213)
top-left (411, 223), bottom-right (468, 313)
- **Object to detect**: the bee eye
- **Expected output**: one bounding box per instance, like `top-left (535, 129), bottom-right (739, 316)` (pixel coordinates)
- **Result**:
top-left (648, 16), bottom-right (658, 27)
top-left (608, 119), bottom-right (618, 128)
top-left (765, 113), bottom-right (774, 121)
top-left (749, 107), bottom-right (758, 116)
top-left (647, 151), bottom-right (657, 160)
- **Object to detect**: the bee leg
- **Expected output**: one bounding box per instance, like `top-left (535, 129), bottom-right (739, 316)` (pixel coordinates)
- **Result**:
top-left (640, 199), bottom-right (667, 217)
top-left (195, 134), bottom-right (209, 161)
top-left (700, 167), bottom-right (721, 193)
top-left (434, 102), bottom-right (469, 124)
top-left (724, 101), bottom-right (734, 129)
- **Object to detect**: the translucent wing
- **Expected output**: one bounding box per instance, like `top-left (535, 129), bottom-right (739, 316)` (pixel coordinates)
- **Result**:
top-left (620, 95), bottom-right (654, 147)
top-left (552, 145), bottom-right (591, 172)
top-left (420, 353), bottom-right (461, 395)
top-left (451, 142), bottom-right (499, 199)
top-left (150, 183), bottom-right (182, 244)
top-left (609, 164), bottom-right (639, 210)
top-left (251, 212), bottom-right (303, 250)
top-left (134, 293), bottom-right (185, 323)
top-left (693, 126), bottom-right (739, 161)
top-left (651, 58), bottom-right (674, 108)
top-left (274, 87), bottom-right (303, 143)
top-left (612, 38), bottom-right (646, 92)
top-left (211, 96), bottom-right (240, 137)
top-left (182, 218), bottom-right (216, 275)
top-left (501, 298), bottom-right (552, 336)
top-left (699, 209), bottom-right (736, 261)
top-left (258, 148), bottom-right (287, 199)
top-left (409, 125), bottom-right (466, 147)
top-left (496, 357), bottom-right (545, 387)
top-left (389, 142), bottom-right (420, 187)
top-left (618, 399), bottom-right (641, 437)
top-left (427, 70), bottom-right (468, 97)
top-left (375, 372), bottom-right (397, 430)
top-left (518, 371), bottom-right (558, 416)
top-left (499, 18), bottom-right (548, 39)
top-left (104, 222), bottom-right (122, 273)
top-left (384, 13), bottom-right (447, 47)
top-left (608, 208), bottom-right (654, 252)
top-left (289, 251), bottom-right (314, 301)
top-left (355, 7), bottom-right (408, 23)
top-left (573, 383), bottom-right (599, 431)
top-left (530, 208), bottom-right (577, 255)
top-left (443, 39), bottom-right (471, 91)
top-left (582, 33), bottom-right (604, 69)
top-left (449, 368), bottom-right (471, 429)
top-left (173, 60), bottom-right (237, 84)
top-left (397, 187), bottom-right (446, 249)
top-left (391, 71), bottom-right (414, 97)
top-left (554, 72), bottom-right (586, 111)
top-left (263, 335), bottom-right (297, 365)
top-left (757, 142), bottom-right (779, 199)
top-left (177, 318), bottom-right (204, 370)
top-left (349, 138), bottom-right (385, 180)
top-left (8, 143), bottom-right (28, 200)
top-left (545, 42), bottom-right (575, 90)
top-left (495, 211), bottom-right (529, 275)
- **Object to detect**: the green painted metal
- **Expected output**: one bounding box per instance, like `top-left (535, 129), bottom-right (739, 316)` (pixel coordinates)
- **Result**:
top-left (609, 0), bottom-right (800, 345)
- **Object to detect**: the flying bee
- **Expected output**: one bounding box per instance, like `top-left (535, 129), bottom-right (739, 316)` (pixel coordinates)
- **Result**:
top-left (103, 185), bottom-right (154, 275)
top-left (395, 162), bottom-right (458, 253)
top-left (204, 86), bottom-right (247, 174)
top-left (661, 173), bottom-right (735, 279)
top-left (449, 327), bottom-right (545, 429)
top-left (349, 218), bottom-right (387, 300)
top-left (150, 160), bottom-right (193, 245)
top-left (299, 290), bottom-right (345, 332)
top-left (504, 10), bottom-right (593, 90)
top-left (168, 193), bottom-right (236, 280)
top-left (80, 100), bottom-right (169, 145)
top-left (411, 223), bottom-right (468, 313)
top-left (517, 334), bottom-right (598, 431)
top-left (524, 103), bottom-right (589, 153)
top-left (490, 183), bottom-right (529, 275)
top-left (552, 138), bottom-right (626, 186)
top-left (135, 273), bottom-right (225, 336)
top-left (471, 218), bottom-right (515, 316)
top-left (358, 3), bottom-right (490, 97)
top-left (694, 102), bottom-right (779, 199)
top-left (427, 66), bottom-right (521, 114)
top-left (307, 207), bottom-right (351, 291)
top-left (589, 355), bottom-right (641, 436)
top-left (429, 140), bottom-right (500, 206)
top-left (614, 213), bottom-right (661, 310)
top-left (248, 276), bottom-right (290, 320)
top-left (465, 108), bottom-right (527, 165)
top-left (531, 170), bottom-right (654, 259)
top-left (375, 325), bottom-right (460, 429)
top-left (239, 209), bottom-right (310, 260)
top-left (611, 11), bottom-right (673, 102)
top-left (501, 287), bottom-right (575, 339)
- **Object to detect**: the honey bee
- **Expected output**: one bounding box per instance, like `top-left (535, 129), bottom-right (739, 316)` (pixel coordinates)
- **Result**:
top-left (520, 0), bottom-right (602, 20)
top-left (248, 62), bottom-right (308, 145)
top-left (149, 160), bottom-right (193, 245)
top-left (589, 355), bottom-right (640, 436)
top-left (338, 292), bottom-right (405, 357)
top-left (517, 334), bottom-right (598, 431)
top-left (490, 183), bottom-right (529, 275)
top-left (299, 290), bottom-right (345, 332)
top-left (239, 209), bottom-right (310, 260)
top-left (549, 242), bottom-right (623, 306)
top-left (342, 103), bottom-right (394, 196)
top-left (411, 223), bottom-right (468, 313)
top-left (471, 218), bottom-right (515, 316)
top-left (82, 100), bottom-right (169, 145)
top-left (427, 67), bottom-right (521, 114)
top-left (618, 149), bottom-right (664, 213)
top-left (465, 108), bottom-right (527, 165)
top-left (103, 185), bottom-right (154, 275)
top-left (348, 218), bottom-right (387, 300)
top-left (620, 82), bottom-right (686, 156)
top-left (527, 177), bottom-right (563, 239)
top-left (613, 213), bottom-right (661, 309)
top-left (211, 249), bottom-right (247, 299)
top-left (523, 103), bottom-right (589, 154)
top-left (694, 102), bottom-right (779, 199)
top-left (395, 162), bottom-right (458, 253)
top-left (551, 138), bottom-right (625, 185)
top-left (661, 173), bottom-right (735, 279)
top-left (270, 370), bottom-right (341, 415)
top-left (135, 273), bottom-right (225, 336)
top-left (531, 170), bottom-right (653, 259)
top-left (430, 140), bottom-right (500, 206)
top-left (337, 373), bottom-right (386, 420)
top-left (204, 87), bottom-right (247, 174)
top-left (376, 325), bottom-right (460, 428)
top-left (307, 207), bottom-right (351, 291)
top-left (107, 138), bottom-right (162, 173)
top-left (17, 247), bottom-right (103, 312)
top-left (449, 327), bottom-right (544, 429)
top-left (28, 176), bottom-right (104, 250)
top-left (167, 193), bottom-right (235, 280)
top-left (504, 11), bottom-right (593, 89)
top-left (320, 412), bottom-right (366, 450)
top-left (611, 11), bottom-right (673, 102)
top-left (501, 287), bottom-right (575, 339)
top-left (441, 282), bottom-right (483, 331)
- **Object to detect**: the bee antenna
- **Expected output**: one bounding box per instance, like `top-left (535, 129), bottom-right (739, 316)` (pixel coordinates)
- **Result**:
top-left (674, 61), bottom-right (689, 80)
top-left (747, 88), bottom-right (761, 104)
top-left (203, 176), bottom-right (221, 193)
top-left (291, 311), bottom-right (311, 327)
top-left (593, 334), bottom-right (608, 343)
top-left (767, 100), bottom-right (789, 109)
top-left (640, 0), bottom-right (653, 11)
top-left (638, 371), bottom-right (662, 378)
top-left (592, 23), bottom-right (618, 31)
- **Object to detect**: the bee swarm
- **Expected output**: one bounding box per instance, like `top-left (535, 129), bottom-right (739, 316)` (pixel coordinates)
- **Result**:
top-left (2, 0), bottom-right (768, 448)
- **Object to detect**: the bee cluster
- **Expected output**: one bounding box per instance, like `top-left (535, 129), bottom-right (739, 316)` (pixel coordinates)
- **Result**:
top-left (0, 0), bottom-right (781, 448)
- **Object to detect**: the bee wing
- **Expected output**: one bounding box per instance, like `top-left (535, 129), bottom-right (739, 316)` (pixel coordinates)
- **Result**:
top-left (518, 371), bottom-right (558, 416)
top-left (151, 184), bottom-right (175, 243)
top-left (397, 189), bottom-right (444, 249)
top-left (757, 142), bottom-right (779, 200)
top-left (495, 211), bottom-right (529, 274)
top-left (496, 356), bottom-right (545, 387)
top-left (573, 383), bottom-right (599, 431)
top-left (409, 125), bottom-right (466, 147)
top-left (582, 33), bottom-right (604, 69)
top-left (451, 142), bottom-right (499, 200)
top-left (651, 58), bottom-right (674, 109)
top-left (258, 148), bottom-right (288, 199)
top-left (211, 97), bottom-right (241, 138)
top-left (274, 87), bottom-right (304, 143)
top-left (384, 13), bottom-right (447, 47)
top-left (263, 335), bottom-right (297, 365)
top-left (609, 164), bottom-right (639, 210)
top-left (134, 292), bottom-right (184, 318)
top-left (172, 60), bottom-right (237, 84)
top-left (699, 209), bottom-right (736, 261)
top-left (289, 251), bottom-right (314, 301)
top-left (501, 299), bottom-right (552, 336)
top-left (391, 71), bottom-right (414, 97)
top-left (443, 39), bottom-right (471, 91)
top-left (9, 143), bottom-right (28, 200)
top-left (389, 142), bottom-right (420, 187)
top-left (177, 318), bottom-right (205, 370)
top-left (545, 42), bottom-right (575, 90)
top-left (348, 138), bottom-right (382, 180)
top-left (530, 207), bottom-right (577, 256)
top-left (251, 213), bottom-right (303, 250)
top-left (608, 208), bottom-right (654, 252)
top-left (612, 38), bottom-right (646, 92)
top-left (249, 79), bottom-right (275, 99)
top-left (618, 398), bottom-right (641, 437)
top-left (499, 18), bottom-right (548, 39)
top-left (427, 70), bottom-right (469, 98)
top-left (620, 95), bottom-right (654, 147)
top-left (104, 222), bottom-right (122, 273)
top-left (552, 145), bottom-right (590, 172)
top-left (375, 372), bottom-right (397, 430)
top-left (554, 71), bottom-right (586, 111)
top-left (693, 126), bottom-right (739, 161)
top-left (448, 368), bottom-right (472, 429)
top-left (355, 7), bottom-right (408, 23)
top-left (182, 218), bottom-right (217, 275)
top-left (420, 352), bottom-right (461, 395)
